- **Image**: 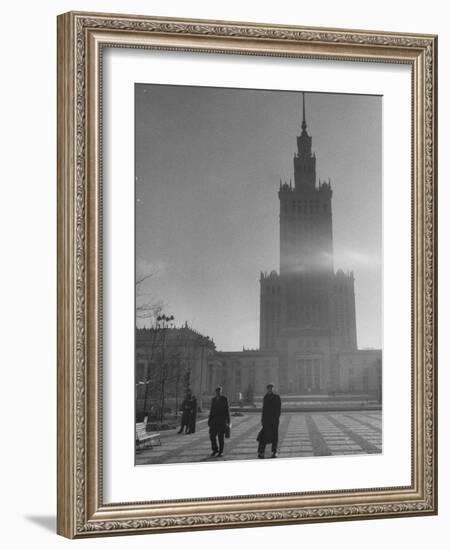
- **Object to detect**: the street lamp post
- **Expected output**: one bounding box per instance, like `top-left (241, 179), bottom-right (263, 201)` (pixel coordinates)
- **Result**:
top-left (156, 314), bottom-right (174, 422)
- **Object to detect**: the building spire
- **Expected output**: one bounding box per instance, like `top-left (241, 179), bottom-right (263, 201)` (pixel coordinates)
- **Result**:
top-left (294, 91), bottom-right (315, 187)
top-left (301, 92), bottom-right (307, 133)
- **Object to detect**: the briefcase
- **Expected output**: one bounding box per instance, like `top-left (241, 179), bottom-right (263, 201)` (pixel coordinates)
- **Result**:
top-left (225, 424), bottom-right (231, 439)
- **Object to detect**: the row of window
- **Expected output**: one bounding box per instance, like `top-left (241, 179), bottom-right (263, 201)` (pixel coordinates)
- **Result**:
top-left (295, 162), bottom-right (314, 172)
top-left (346, 368), bottom-right (377, 392)
top-left (263, 305), bottom-right (352, 330)
top-left (262, 285), bottom-right (280, 295)
top-left (298, 339), bottom-right (320, 349)
top-left (293, 359), bottom-right (322, 391)
top-left (263, 327), bottom-right (280, 346)
top-left (282, 200), bottom-right (329, 214)
top-left (287, 304), bottom-right (324, 323)
top-left (268, 309), bottom-right (281, 320)
top-left (208, 365), bottom-right (273, 394)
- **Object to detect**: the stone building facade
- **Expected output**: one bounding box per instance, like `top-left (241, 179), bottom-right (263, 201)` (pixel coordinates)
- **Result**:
top-left (337, 350), bottom-right (382, 397)
top-left (207, 351), bottom-right (280, 404)
top-left (135, 324), bottom-right (215, 418)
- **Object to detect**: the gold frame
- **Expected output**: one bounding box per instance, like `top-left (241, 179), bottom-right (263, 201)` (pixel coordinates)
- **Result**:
top-left (57, 11), bottom-right (438, 538)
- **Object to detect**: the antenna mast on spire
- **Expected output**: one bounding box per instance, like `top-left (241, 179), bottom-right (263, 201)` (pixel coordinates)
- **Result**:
top-left (301, 92), bottom-right (307, 132)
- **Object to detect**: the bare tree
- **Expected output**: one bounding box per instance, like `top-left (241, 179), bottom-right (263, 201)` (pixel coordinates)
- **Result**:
top-left (136, 270), bottom-right (165, 322)
top-left (136, 301), bottom-right (165, 320)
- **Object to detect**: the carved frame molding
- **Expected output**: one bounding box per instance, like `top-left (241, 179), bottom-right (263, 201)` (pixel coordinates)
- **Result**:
top-left (57, 11), bottom-right (437, 538)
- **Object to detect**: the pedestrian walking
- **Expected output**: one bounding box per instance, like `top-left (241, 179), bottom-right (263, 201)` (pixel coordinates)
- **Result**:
top-left (208, 386), bottom-right (230, 457)
top-left (257, 383), bottom-right (281, 458)
top-left (178, 389), bottom-right (194, 434)
top-left (187, 392), bottom-right (197, 434)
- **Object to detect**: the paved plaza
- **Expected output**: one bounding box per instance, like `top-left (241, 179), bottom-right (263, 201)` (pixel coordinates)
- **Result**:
top-left (136, 410), bottom-right (382, 465)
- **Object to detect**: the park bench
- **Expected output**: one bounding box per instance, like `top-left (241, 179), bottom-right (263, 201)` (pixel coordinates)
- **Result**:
top-left (135, 422), bottom-right (161, 451)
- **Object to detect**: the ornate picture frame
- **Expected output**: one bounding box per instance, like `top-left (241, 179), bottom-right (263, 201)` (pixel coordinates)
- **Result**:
top-left (57, 11), bottom-right (437, 538)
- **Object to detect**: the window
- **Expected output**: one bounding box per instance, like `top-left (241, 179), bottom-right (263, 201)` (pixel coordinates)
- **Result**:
top-left (363, 370), bottom-right (369, 392)
top-left (297, 359), bottom-right (305, 391)
top-left (235, 367), bottom-right (241, 390)
top-left (348, 367), bottom-right (355, 392)
top-left (313, 359), bottom-right (321, 389)
top-left (305, 360), bottom-right (312, 390)
top-left (264, 367), bottom-right (270, 385)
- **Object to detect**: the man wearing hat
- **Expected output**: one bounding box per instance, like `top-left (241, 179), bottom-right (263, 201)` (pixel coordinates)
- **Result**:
top-left (257, 383), bottom-right (282, 458)
top-left (208, 386), bottom-right (230, 457)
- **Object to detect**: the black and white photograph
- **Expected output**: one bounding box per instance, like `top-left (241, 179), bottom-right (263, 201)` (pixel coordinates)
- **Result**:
top-left (134, 84), bottom-right (382, 465)
top-left (2, 0), bottom-right (441, 544)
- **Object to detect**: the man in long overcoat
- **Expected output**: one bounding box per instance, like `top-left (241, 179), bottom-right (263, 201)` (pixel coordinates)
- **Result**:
top-left (257, 383), bottom-right (281, 458)
top-left (208, 386), bottom-right (230, 457)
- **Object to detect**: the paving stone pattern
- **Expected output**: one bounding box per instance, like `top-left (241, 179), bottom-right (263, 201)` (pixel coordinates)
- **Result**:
top-left (136, 411), bottom-right (382, 465)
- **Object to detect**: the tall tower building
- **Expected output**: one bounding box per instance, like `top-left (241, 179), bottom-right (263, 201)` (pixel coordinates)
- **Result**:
top-left (280, 94), bottom-right (333, 277)
top-left (260, 94), bottom-right (357, 393)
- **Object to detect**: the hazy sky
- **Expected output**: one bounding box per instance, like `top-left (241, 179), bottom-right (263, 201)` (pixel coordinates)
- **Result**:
top-left (135, 85), bottom-right (382, 351)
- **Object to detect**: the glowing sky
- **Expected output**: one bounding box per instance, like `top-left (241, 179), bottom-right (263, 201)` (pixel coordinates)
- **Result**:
top-left (135, 85), bottom-right (382, 351)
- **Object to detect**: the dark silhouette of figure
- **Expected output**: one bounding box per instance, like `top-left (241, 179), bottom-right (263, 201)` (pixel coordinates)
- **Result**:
top-left (178, 389), bottom-right (195, 434)
top-left (188, 393), bottom-right (197, 434)
top-left (257, 383), bottom-right (281, 458)
top-left (208, 386), bottom-right (230, 457)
